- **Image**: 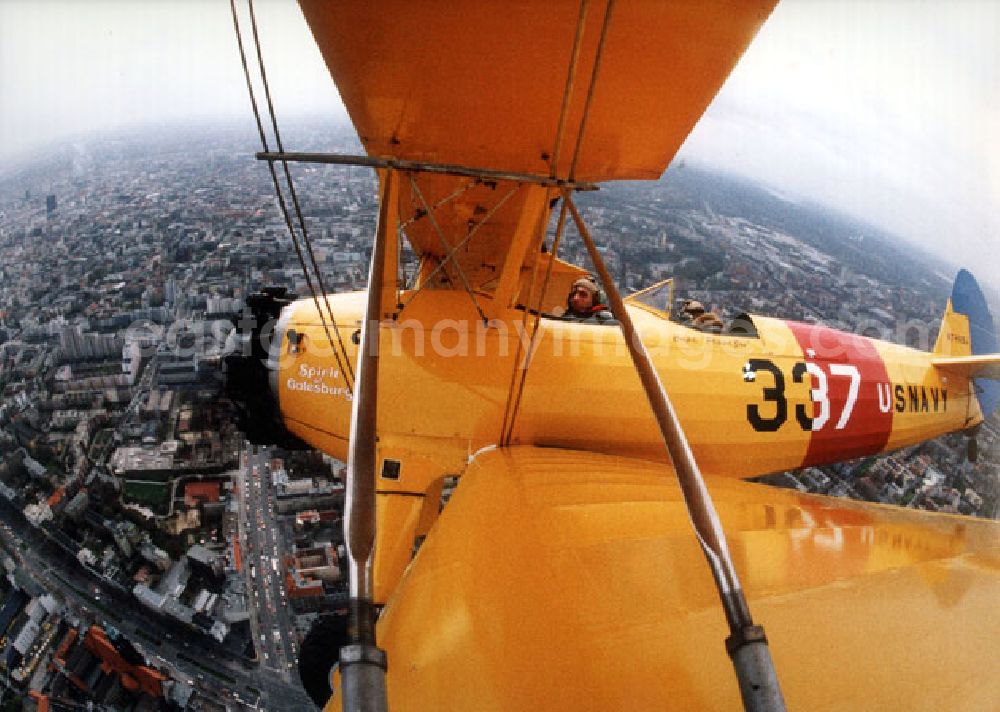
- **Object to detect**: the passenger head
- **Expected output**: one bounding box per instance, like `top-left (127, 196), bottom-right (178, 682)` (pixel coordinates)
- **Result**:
top-left (682, 300), bottom-right (705, 320)
top-left (568, 277), bottom-right (600, 315)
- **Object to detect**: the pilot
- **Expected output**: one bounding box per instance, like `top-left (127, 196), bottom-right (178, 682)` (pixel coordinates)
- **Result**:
top-left (564, 276), bottom-right (614, 322)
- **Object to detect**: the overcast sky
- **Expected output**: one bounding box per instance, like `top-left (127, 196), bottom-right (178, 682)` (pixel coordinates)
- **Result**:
top-left (1, 0), bottom-right (998, 289)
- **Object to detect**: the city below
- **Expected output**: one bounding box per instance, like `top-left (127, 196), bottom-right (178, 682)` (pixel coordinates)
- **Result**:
top-left (0, 123), bottom-right (996, 711)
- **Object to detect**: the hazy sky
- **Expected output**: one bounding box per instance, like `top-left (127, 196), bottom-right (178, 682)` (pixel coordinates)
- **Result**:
top-left (1, 0), bottom-right (998, 288)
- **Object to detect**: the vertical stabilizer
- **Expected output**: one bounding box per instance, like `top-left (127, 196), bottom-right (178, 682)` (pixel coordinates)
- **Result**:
top-left (933, 299), bottom-right (973, 358)
top-left (939, 270), bottom-right (999, 416)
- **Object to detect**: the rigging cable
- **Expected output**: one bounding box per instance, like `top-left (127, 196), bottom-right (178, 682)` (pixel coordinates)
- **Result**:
top-left (230, 0), bottom-right (354, 391)
top-left (498, 210), bottom-right (545, 444)
top-left (396, 177), bottom-right (479, 301)
top-left (397, 178), bottom-right (479, 233)
top-left (407, 175), bottom-right (490, 323)
top-left (562, 190), bottom-right (786, 712)
top-left (548, 0), bottom-right (590, 179)
top-left (568, 0), bottom-right (616, 182)
top-left (246, 0), bottom-right (355, 387)
top-left (501, 0), bottom-right (598, 442)
top-left (398, 185), bottom-right (519, 314)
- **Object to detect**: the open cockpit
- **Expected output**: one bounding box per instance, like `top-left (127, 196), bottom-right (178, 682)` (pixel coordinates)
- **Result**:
top-left (623, 277), bottom-right (760, 337)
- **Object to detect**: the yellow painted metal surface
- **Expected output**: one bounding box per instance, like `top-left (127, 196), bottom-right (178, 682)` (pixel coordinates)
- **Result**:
top-left (396, 178), bottom-right (559, 300)
top-left (933, 299), bottom-right (973, 357)
top-left (874, 337), bottom-right (979, 452)
top-left (275, 289), bottom-right (981, 603)
top-left (271, 292), bottom-right (362, 463)
top-left (276, 290), bottom-right (976, 478)
top-left (323, 447), bottom-right (1000, 712)
top-left (273, 4), bottom-right (1000, 709)
top-left (298, 0), bottom-right (775, 182)
top-left (933, 354), bottom-right (1000, 380)
top-left (296, 0), bottom-right (776, 315)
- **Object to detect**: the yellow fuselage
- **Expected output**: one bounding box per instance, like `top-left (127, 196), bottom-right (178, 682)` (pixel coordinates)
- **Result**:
top-left (269, 290), bottom-right (979, 602)
top-left (274, 290), bottom-right (977, 476)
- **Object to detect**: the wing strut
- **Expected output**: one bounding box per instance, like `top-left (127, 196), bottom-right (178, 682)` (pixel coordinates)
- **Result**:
top-left (339, 170), bottom-right (399, 712)
top-left (564, 191), bottom-right (787, 712)
top-left (500, 199), bottom-right (571, 445)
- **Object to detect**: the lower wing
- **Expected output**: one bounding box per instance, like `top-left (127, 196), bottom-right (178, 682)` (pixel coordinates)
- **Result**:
top-left (335, 446), bottom-right (1000, 712)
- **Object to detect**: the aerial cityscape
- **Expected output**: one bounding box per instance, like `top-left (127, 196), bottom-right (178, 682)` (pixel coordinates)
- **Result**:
top-left (0, 122), bottom-right (997, 711)
top-left (3, 0), bottom-right (999, 707)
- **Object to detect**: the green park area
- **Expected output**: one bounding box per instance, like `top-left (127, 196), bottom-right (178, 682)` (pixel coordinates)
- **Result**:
top-left (123, 480), bottom-right (170, 512)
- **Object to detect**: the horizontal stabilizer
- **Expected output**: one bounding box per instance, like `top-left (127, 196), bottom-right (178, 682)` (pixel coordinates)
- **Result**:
top-left (932, 354), bottom-right (1000, 380)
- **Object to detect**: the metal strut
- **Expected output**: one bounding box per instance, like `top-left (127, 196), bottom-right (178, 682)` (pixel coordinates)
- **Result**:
top-left (548, 0), bottom-right (590, 178)
top-left (339, 171), bottom-right (398, 712)
top-left (398, 178), bottom-right (478, 233)
top-left (397, 179), bottom-right (479, 295)
top-left (500, 199), bottom-right (571, 445)
top-left (256, 151), bottom-right (598, 191)
top-left (568, 0), bottom-right (615, 182)
top-left (247, 0), bottom-right (356, 388)
top-left (563, 192), bottom-right (786, 712)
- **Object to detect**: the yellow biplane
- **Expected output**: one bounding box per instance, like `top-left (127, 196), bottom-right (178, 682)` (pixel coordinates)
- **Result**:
top-left (225, 1), bottom-right (1000, 710)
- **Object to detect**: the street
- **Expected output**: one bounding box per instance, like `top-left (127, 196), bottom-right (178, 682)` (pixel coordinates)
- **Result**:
top-left (0, 455), bottom-right (314, 710)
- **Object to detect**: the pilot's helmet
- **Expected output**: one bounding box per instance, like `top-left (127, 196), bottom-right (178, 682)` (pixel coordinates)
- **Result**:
top-left (569, 277), bottom-right (603, 308)
top-left (571, 277), bottom-right (600, 298)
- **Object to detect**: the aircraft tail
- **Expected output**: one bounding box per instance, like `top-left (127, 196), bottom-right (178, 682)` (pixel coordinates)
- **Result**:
top-left (932, 269), bottom-right (1000, 417)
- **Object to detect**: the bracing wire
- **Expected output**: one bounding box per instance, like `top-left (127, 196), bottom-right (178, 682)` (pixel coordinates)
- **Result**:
top-left (569, 0), bottom-right (616, 182)
top-left (396, 178), bottom-right (482, 296)
top-left (499, 0), bottom-right (616, 441)
top-left (398, 179), bottom-right (479, 233)
top-left (549, 0), bottom-right (590, 179)
top-left (247, 0), bottom-right (354, 387)
top-left (246, 0), bottom-right (356, 387)
top-left (399, 185), bottom-right (519, 314)
top-left (230, 0), bottom-right (353, 391)
top-left (407, 175), bottom-right (490, 323)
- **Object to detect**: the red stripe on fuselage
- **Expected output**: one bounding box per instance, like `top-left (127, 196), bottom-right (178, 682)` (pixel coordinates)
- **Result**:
top-left (785, 321), bottom-right (893, 467)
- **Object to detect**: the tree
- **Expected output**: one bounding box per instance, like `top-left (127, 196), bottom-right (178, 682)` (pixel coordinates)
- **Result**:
top-left (0, 693), bottom-right (23, 711)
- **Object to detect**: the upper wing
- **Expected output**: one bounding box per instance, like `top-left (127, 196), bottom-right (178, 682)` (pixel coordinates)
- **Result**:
top-left (297, 1), bottom-right (776, 312)
top-left (340, 446), bottom-right (1000, 712)
top-left (298, 0), bottom-right (775, 182)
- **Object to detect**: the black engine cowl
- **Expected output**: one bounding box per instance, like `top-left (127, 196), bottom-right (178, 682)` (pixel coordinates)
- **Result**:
top-left (224, 287), bottom-right (309, 450)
